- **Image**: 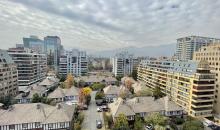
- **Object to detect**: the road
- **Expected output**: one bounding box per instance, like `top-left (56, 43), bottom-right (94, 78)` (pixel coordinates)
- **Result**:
top-left (82, 91), bottom-right (105, 130)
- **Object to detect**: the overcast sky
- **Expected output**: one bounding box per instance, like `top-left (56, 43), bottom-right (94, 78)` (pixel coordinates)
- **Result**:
top-left (0, 0), bottom-right (220, 51)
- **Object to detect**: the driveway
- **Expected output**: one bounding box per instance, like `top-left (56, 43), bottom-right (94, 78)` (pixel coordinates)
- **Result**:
top-left (82, 91), bottom-right (105, 130)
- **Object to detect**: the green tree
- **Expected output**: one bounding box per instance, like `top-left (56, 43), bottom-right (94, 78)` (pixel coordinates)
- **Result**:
top-left (95, 92), bottom-right (105, 100)
top-left (153, 87), bottom-right (164, 99)
top-left (116, 75), bottom-right (123, 81)
top-left (59, 75), bottom-right (66, 82)
top-left (132, 69), bottom-right (138, 81)
top-left (145, 113), bottom-right (167, 126)
top-left (183, 118), bottom-right (204, 130)
top-left (32, 93), bottom-right (41, 103)
top-left (136, 87), bottom-right (152, 96)
top-left (113, 114), bottom-right (130, 130)
top-left (134, 115), bottom-right (144, 130)
top-left (91, 83), bottom-right (105, 90)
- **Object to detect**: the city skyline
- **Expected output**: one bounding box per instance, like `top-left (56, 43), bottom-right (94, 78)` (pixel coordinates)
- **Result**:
top-left (1, 0), bottom-right (220, 52)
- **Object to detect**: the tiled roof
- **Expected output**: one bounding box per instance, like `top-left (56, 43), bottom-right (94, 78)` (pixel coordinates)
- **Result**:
top-left (0, 103), bottom-right (75, 125)
top-left (103, 85), bottom-right (120, 95)
top-left (48, 87), bottom-right (79, 99)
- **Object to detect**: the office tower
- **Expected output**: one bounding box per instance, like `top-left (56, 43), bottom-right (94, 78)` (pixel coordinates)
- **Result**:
top-left (44, 36), bottom-right (62, 71)
top-left (112, 51), bottom-right (138, 77)
top-left (59, 49), bottom-right (88, 77)
top-left (0, 50), bottom-right (18, 97)
top-left (23, 35), bottom-right (44, 53)
top-left (193, 44), bottom-right (220, 114)
top-left (8, 47), bottom-right (47, 92)
top-left (175, 36), bottom-right (220, 60)
top-left (138, 59), bottom-right (215, 118)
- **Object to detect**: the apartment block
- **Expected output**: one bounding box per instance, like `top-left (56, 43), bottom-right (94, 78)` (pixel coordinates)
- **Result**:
top-left (175, 36), bottom-right (220, 60)
top-left (138, 59), bottom-right (215, 118)
top-left (59, 49), bottom-right (88, 77)
top-left (193, 44), bottom-right (220, 114)
top-left (8, 47), bottom-right (47, 92)
top-left (23, 35), bottom-right (44, 53)
top-left (112, 51), bottom-right (138, 77)
top-left (0, 50), bottom-right (18, 97)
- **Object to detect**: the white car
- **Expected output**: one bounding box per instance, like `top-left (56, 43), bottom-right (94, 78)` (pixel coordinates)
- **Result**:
top-left (97, 107), bottom-right (102, 112)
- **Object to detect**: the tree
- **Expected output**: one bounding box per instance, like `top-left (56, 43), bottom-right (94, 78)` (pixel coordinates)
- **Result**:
top-left (116, 75), bottom-right (123, 81)
top-left (59, 82), bottom-right (66, 89)
top-left (145, 113), bottom-right (167, 126)
top-left (95, 92), bottom-right (105, 100)
top-left (91, 83), bottom-right (105, 90)
top-left (113, 114), bottom-right (130, 130)
top-left (153, 87), bottom-right (164, 99)
top-left (32, 93), bottom-right (41, 103)
top-left (134, 115), bottom-right (144, 130)
top-left (59, 75), bottom-right (66, 82)
top-left (183, 118), bottom-right (204, 130)
top-left (65, 73), bottom-right (74, 88)
top-left (136, 87), bottom-right (152, 96)
top-left (82, 87), bottom-right (92, 96)
top-left (132, 69), bottom-right (138, 81)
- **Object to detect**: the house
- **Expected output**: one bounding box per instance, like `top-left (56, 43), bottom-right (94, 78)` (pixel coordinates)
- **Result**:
top-left (48, 87), bottom-right (79, 104)
top-left (103, 85), bottom-right (120, 102)
top-left (109, 96), bottom-right (183, 121)
top-left (78, 76), bottom-right (117, 86)
top-left (0, 103), bottom-right (75, 130)
top-left (15, 84), bottom-right (48, 104)
top-left (39, 76), bottom-right (59, 90)
top-left (109, 98), bottom-right (135, 121)
top-left (118, 85), bottom-right (132, 98)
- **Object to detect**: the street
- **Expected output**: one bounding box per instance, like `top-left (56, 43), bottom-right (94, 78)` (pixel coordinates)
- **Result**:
top-left (82, 91), bottom-right (105, 130)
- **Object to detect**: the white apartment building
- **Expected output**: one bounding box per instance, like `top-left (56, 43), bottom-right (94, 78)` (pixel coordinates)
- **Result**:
top-left (0, 50), bottom-right (18, 97)
top-left (8, 47), bottom-right (47, 92)
top-left (175, 36), bottom-right (220, 60)
top-left (59, 49), bottom-right (88, 77)
top-left (112, 51), bottom-right (138, 77)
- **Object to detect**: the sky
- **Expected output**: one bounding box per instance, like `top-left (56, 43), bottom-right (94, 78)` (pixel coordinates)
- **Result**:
top-left (0, 0), bottom-right (220, 52)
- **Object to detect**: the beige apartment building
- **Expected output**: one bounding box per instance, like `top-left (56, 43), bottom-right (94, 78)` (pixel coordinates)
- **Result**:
top-left (193, 44), bottom-right (220, 114)
top-left (0, 50), bottom-right (18, 97)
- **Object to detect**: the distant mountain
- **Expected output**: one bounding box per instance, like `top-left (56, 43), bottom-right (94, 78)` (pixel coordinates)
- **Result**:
top-left (90, 43), bottom-right (176, 57)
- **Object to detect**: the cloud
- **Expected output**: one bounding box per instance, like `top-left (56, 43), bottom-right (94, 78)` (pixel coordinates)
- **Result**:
top-left (0, 0), bottom-right (220, 52)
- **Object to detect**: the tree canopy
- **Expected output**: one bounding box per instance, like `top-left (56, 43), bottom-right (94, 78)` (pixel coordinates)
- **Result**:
top-left (82, 87), bottom-right (92, 96)
top-left (145, 113), bottom-right (167, 126)
top-left (91, 83), bottom-right (105, 90)
top-left (113, 114), bottom-right (130, 130)
top-left (153, 87), bottom-right (164, 99)
top-left (183, 118), bottom-right (204, 130)
top-left (65, 73), bottom-right (74, 88)
top-left (134, 115), bottom-right (144, 130)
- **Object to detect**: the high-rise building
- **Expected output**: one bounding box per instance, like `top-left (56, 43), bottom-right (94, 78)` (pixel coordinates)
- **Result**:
top-left (0, 50), bottom-right (18, 97)
top-left (175, 36), bottom-right (220, 60)
top-left (59, 49), bottom-right (88, 77)
top-left (193, 44), bottom-right (220, 114)
top-left (8, 47), bottom-right (47, 92)
top-left (112, 51), bottom-right (138, 77)
top-left (23, 35), bottom-right (44, 53)
top-left (138, 59), bottom-right (215, 118)
top-left (44, 36), bottom-right (62, 71)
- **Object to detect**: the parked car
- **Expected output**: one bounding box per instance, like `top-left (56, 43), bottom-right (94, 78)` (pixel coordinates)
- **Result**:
top-left (101, 105), bottom-right (109, 112)
top-left (97, 107), bottom-right (102, 112)
top-left (96, 120), bottom-right (102, 129)
top-left (145, 124), bottom-right (154, 130)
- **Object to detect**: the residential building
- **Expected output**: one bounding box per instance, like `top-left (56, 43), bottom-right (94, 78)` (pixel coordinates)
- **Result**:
top-left (77, 75), bottom-right (117, 86)
top-left (175, 36), bottom-right (220, 60)
top-left (109, 96), bottom-right (183, 121)
top-left (0, 103), bottom-right (75, 130)
top-left (0, 50), bottom-right (18, 97)
top-left (39, 76), bottom-right (59, 89)
top-left (59, 49), bottom-right (88, 77)
top-left (138, 59), bottom-right (215, 118)
top-left (103, 85), bottom-right (120, 102)
top-left (48, 87), bottom-right (79, 103)
top-left (112, 51), bottom-right (138, 77)
top-left (8, 47), bottom-right (47, 92)
top-left (23, 35), bottom-right (44, 53)
top-left (44, 36), bottom-right (62, 71)
top-left (193, 44), bottom-right (220, 114)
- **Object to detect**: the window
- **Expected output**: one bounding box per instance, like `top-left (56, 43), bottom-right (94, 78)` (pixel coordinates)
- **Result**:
top-left (35, 122), bottom-right (41, 128)
top-left (60, 122), bottom-right (65, 127)
top-left (22, 123), bottom-right (28, 128)
top-left (48, 124), bottom-right (53, 128)
top-left (9, 125), bottom-right (15, 130)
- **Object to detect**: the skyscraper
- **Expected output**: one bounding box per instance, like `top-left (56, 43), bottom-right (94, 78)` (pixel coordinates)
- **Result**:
top-left (23, 35), bottom-right (44, 53)
top-left (0, 50), bottom-right (18, 97)
top-left (59, 49), bottom-right (88, 77)
top-left (175, 36), bottom-right (220, 60)
top-left (44, 36), bottom-right (62, 71)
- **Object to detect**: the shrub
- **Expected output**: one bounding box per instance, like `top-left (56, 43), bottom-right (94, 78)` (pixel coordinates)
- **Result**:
top-left (74, 122), bottom-right (81, 130)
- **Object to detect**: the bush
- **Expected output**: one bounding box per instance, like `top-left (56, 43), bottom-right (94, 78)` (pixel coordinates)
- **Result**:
top-left (74, 122), bottom-right (81, 130)
top-left (174, 117), bottom-right (184, 125)
top-left (77, 113), bottom-right (84, 124)
top-left (95, 92), bottom-right (105, 100)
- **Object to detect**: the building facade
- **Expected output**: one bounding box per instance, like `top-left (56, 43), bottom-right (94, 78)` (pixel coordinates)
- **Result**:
top-left (59, 49), bottom-right (88, 77)
top-left (23, 35), bottom-right (44, 53)
top-left (112, 51), bottom-right (138, 77)
top-left (138, 59), bottom-right (215, 118)
top-left (0, 50), bottom-right (18, 97)
top-left (193, 44), bottom-right (220, 114)
top-left (44, 36), bottom-right (62, 71)
top-left (175, 36), bottom-right (220, 60)
top-left (8, 47), bottom-right (47, 92)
